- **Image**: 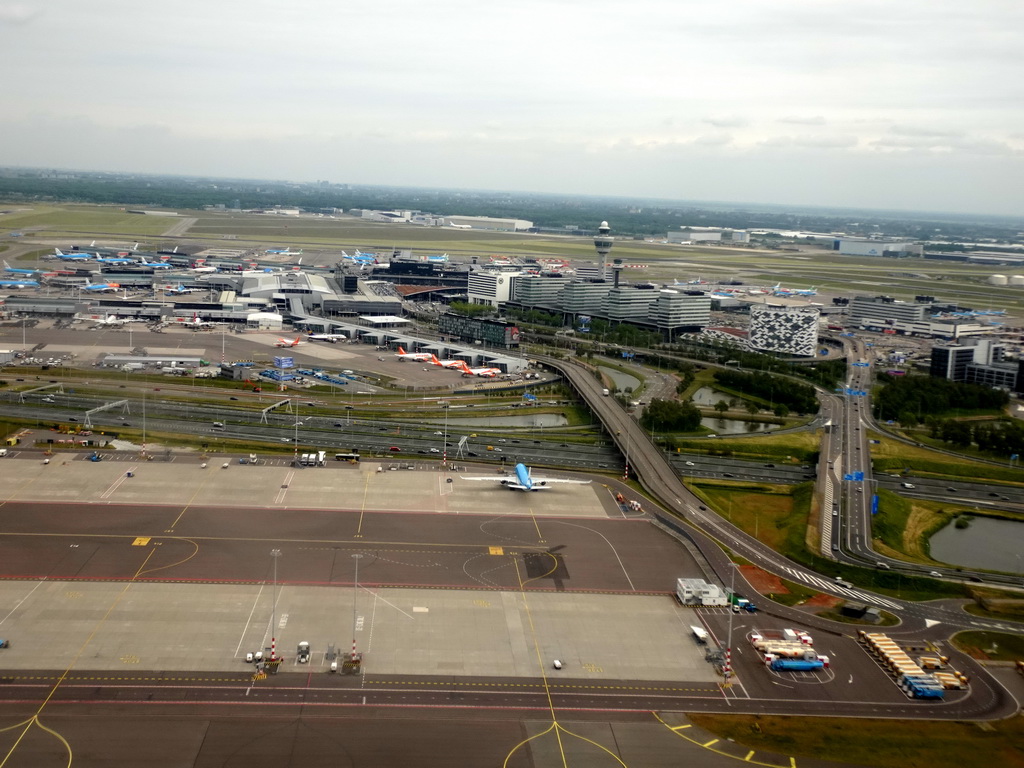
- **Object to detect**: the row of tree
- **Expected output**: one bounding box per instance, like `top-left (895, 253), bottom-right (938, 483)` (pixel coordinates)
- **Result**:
top-left (712, 370), bottom-right (818, 415)
top-left (638, 399), bottom-right (703, 432)
top-left (926, 417), bottom-right (1024, 455)
top-left (874, 375), bottom-right (1009, 422)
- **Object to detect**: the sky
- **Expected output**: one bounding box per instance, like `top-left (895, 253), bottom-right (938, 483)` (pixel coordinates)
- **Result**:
top-left (1, 0), bottom-right (1022, 216)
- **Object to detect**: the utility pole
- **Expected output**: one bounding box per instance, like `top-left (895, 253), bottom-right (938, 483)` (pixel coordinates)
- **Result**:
top-left (270, 549), bottom-right (281, 660)
top-left (351, 553), bottom-right (363, 662)
top-left (724, 562), bottom-right (736, 684)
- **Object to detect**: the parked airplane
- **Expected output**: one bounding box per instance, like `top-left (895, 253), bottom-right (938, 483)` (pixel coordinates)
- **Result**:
top-left (0, 279), bottom-right (39, 288)
top-left (266, 248), bottom-right (302, 256)
top-left (177, 312), bottom-right (219, 329)
top-left (82, 282), bottom-right (121, 292)
top-left (448, 222), bottom-right (472, 229)
top-left (137, 257), bottom-right (172, 269)
top-left (189, 265), bottom-right (218, 274)
top-left (91, 254), bottom-right (135, 265)
top-left (772, 283), bottom-right (817, 297)
top-left (275, 337), bottom-right (303, 347)
top-left (462, 463), bottom-right (592, 492)
top-left (53, 249), bottom-right (91, 261)
top-left (163, 284), bottom-right (201, 295)
top-left (394, 346), bottom-right (434, 362)
top-left (457, 361), bottom-right (501, 377)
top-left (307, 333), bottom-right (347, 343)
top-left (430, 354), bottom-right (466, 369)
top-left (341, 251), bottom-right (377, 265)
top-left (94, 315), bottom-right (141, 326)
top-left (3, 261), bottom-right (50, 276)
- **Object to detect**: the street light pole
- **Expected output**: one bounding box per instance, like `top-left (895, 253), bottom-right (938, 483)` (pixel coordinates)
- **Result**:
top-left (725, 562), bottom-right (736, 683)
top-left (270, 549), bottom-right (281, 660)
top-left (351, 553), bottom-right (363, 662)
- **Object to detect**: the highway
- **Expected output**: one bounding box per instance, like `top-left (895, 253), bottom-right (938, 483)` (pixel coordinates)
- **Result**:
top-left (535, 354), bottom-right (1022, 719)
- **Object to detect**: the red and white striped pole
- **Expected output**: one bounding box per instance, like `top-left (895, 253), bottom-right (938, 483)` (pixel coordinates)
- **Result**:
top-left (724, 647), bottom-right (732, 681)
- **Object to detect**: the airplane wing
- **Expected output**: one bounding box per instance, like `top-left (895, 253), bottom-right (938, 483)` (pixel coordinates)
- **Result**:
top-left (459, 475), bottom-right (540, 491)
top-left (460, 474), bottom-right (590, 488)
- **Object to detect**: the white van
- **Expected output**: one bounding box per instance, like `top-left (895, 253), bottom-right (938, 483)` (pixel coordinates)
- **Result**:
top-left (691, 626), bottom-right (709, 644)
top-left (900, 482), bottom-right (915, 489)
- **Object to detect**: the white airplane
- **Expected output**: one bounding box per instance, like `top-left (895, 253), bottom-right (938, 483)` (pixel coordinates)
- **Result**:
top-left (307, 333), bottom-right (347, 343)
top-left (189, 265), bottom-right (218, 274)
top-left (448, 222), bottom-right (472, 230)
top-left (430, 354), bottom-right (466, 369)
top-left (394, 346), bottom-right (433, 362)
top-left (462, 463), bottom-right (592, 492)
top-left (138, 257), bottom-right (172, 269)
top-left (82, 282), bottom-right (121, 293)
top-left (275, 336), bottom-right (303, 347)
top-left (163, 284), bottom-right (201, 295)
top-left (182, 313), bottom-right (218, 328)
top-left (458, 361), bottom-right (501, 378)
top-left (94, 315), bottom-right (144, 326)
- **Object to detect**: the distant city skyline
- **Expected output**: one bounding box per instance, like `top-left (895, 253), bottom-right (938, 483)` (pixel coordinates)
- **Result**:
top-left (1, 1), bottom-right (1022, 217)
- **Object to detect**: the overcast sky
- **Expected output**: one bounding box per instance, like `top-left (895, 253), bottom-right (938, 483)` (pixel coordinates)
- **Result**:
top-left (1, 0), bottom-right (1022, 216)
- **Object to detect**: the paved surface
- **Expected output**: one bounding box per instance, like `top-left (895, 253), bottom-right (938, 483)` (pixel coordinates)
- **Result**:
top-left (0, 454), bottom-right (897, 766)
top-left (1, 454), bottom-right (614, 517)
top-left (0, 582), bottom-right (718, 682)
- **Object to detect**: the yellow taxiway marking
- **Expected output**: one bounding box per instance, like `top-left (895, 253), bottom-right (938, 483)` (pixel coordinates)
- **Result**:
top-left (703, 738), bottom-right (719, 747)
top-left (488, 546), bottom-right (504, 555)
top-left (745, 750), bottom-right (756, 761)
top-left (132, 537), bottom-right (151, 546)
top-left (671, 724), bottom-right (692, 731)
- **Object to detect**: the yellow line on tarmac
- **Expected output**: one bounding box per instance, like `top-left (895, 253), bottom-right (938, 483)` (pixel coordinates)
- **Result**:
top-left (0, 546), bottom-right (157, 768)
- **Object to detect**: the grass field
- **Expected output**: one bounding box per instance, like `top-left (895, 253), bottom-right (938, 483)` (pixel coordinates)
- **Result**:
top-left (5, 202), bottom-right (1024, 315)
top-left (0, 205), bottom-right (177, 238)
top-left (688, 713), bottom-right (1024, 768)
top-left (674, 429), bottom-right (822, 462)
top-left (952, 630), bottom-right (1024, 661)
top-left (869, 432), bottom-right (1024, 486)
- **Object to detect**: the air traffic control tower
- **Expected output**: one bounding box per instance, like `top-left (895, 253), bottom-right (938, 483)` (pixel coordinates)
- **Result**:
top-left (594, 220), bottom-right (614, 279)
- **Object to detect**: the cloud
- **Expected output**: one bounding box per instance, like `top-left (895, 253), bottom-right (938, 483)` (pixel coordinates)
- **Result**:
top-left (702, 116), bottom-right (748, 129)
top-left (0, 2), bottom-right (40, 24)
top-left (777, 116), bottom-right (826, 126)
top-left (759, 134), bottom-right (859, 150)
top-left (889, 125), bottom-right (966, 139)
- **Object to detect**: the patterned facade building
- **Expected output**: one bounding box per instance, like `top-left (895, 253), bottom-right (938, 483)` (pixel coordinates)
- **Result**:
top-left (749, 305), bottom-right (820, 356)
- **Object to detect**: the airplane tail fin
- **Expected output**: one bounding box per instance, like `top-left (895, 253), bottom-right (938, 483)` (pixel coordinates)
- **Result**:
top-left (430, 355), bottom-right (441, 365)
top-left (54, 249), bottom-right (63, 256)
top-left (397, 346), bottom-right (407, 355)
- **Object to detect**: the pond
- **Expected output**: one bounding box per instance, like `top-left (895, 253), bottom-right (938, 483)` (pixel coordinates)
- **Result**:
top-left (598, 366), bottom-right (642, 394)
top-left (928, 516), bottom-right (1024, 574)
top-left (437, 414), bottom-right (570, 428)
top-left (700, 417), bottom-right (775, 435)
top-left (690, 387), bottom-right (738, 407)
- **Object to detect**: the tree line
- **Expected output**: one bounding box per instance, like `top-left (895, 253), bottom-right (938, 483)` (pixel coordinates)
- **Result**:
top-left (874, 374), bottom-right (1009, 424)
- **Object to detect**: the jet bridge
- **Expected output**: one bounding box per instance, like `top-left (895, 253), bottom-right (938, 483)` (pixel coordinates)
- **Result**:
top-left (259, 399), bottom-right (294, 424)
top-left (84, 400), bottom-right (130, 428)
